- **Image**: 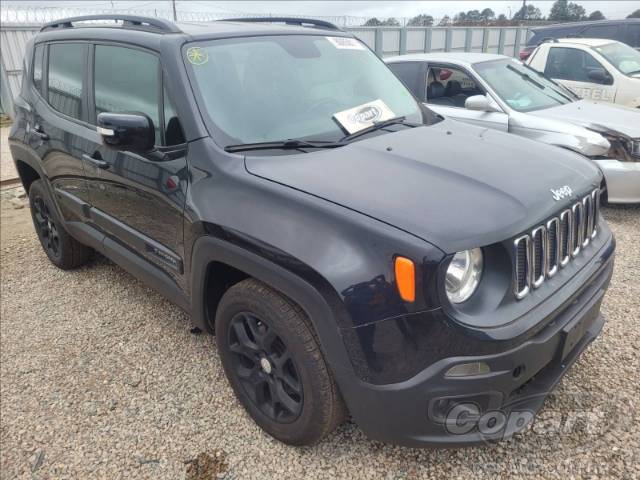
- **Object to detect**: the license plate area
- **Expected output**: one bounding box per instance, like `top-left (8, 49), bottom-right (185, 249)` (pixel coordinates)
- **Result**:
top-left (560, 304), bottom-right (598, 360)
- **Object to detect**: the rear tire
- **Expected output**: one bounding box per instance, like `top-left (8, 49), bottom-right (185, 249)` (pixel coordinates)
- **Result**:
top-left (215, 278), bottom-right (346, 446)
top-left (28, 180), bottom-right (92, 269)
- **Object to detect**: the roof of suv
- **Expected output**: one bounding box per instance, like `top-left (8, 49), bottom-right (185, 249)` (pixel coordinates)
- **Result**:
top-left (386, 52), bottom-right (509, 66)
top-left (38, 15), bottom-right (348, 40)
top-left (34, 16), bottom-right (352, 53)
top-left (554, 37), bottom-right (618, 47)
top-left (530, 18), bottom-right (639, 31)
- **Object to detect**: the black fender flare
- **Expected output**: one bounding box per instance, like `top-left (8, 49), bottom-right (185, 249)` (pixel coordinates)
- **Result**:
top-left (190, 235), bottom-right (361, 408)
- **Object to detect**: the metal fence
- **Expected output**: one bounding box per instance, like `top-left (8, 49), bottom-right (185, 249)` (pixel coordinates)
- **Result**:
top-left (0, 20), bottom-right (530, 117)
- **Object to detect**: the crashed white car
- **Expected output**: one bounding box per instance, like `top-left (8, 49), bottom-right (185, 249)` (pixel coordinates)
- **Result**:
top-left (526, 38), bottom-right (640, 108)
top-left (386, 52), bottom-right (640, 203)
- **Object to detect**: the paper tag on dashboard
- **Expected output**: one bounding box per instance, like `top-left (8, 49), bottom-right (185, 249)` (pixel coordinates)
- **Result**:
top-left (333, 100), bottom-right (396, 134)
top-left (325, 36), bottom-right (365, 50)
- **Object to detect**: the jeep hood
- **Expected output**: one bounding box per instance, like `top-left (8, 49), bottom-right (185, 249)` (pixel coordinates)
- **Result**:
top-left (529, 100), bottom-right (640, 139)
top-left (245, 120), bottom-right (600, 253)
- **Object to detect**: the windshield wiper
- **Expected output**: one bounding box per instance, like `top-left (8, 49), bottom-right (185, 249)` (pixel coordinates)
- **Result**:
top-left (507, 65), bottom-right (572, 104)
top-left (515, 65), bottom-right (575, 102)
top-left (225, 139), bottom-right (345, 153)
top-left (340, 116), bottom-right (419, 142)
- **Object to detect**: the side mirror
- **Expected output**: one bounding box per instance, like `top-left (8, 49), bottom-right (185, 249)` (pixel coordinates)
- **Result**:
top-left (587, 68), bottom-right (610, 84)
top-left (97, 112), bottom-right (155, 153)
top-left (465, 95), bottom-right (500, 112)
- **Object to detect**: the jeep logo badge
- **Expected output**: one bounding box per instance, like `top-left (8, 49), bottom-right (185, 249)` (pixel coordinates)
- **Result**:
top-left (550, 185), bottom-right (573, 201)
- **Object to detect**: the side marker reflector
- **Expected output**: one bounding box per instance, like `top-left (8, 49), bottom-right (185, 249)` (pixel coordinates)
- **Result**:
top-left (395, 256), bottom-right (415, 302)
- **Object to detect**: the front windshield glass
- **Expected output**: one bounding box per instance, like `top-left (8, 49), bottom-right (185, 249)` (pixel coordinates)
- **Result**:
top-left (186, 35), bottom-right (423, 146)
top-left (593, 42), bottom-right (640, 75)
top-left (473, 58), bottom-right (575, 112)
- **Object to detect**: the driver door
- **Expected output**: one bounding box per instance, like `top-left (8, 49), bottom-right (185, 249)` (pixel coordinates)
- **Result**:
top-left (543, 46), bottom-right (617, 103)
top-left (424, 64), bottom-right (508, 132)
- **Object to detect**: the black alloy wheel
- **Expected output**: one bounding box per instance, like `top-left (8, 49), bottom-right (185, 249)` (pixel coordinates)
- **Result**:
top-left (32, 195), bottom-right (61, 259)
top-left (228, 312), bottom-right (303, 423)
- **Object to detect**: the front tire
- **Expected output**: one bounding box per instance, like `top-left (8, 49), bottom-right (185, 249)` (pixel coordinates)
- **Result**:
top-left (215, 279), bottom-right (346, 446)
top-left (28, 180), bottom-right (92, 269)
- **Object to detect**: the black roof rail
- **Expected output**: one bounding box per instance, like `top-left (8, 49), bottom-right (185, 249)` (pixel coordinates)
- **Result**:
top-left (40, 15), bottom-right (181, 34)
top-left (220, 17), bottom-right (342, 31)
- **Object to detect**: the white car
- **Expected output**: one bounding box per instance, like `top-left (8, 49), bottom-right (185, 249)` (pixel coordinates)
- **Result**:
top-left (526, 38), bottom-right (640, 108)
top-left (385, 52), bottom-right (640, 203)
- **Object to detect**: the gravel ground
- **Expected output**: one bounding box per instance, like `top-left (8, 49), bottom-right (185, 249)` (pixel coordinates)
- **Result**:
top-left (1, 187), bottom-right (638, 479)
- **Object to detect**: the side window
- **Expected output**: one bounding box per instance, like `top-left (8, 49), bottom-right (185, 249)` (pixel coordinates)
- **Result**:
top-left (582, 25), bottom-right (621, 42)
top-left (544, 47), bottom-right (611, 83)
top-left (47, 43), bottom-right (86, 120)
top-left (94, 45), bottom-right (161, 144)
top-left (388, 62), bottom-right (425, 101)
top-left (426, 66), bottom-right (482, 108)
top-left (32, 45), bottom-right (44, 93)
top-left (628, 24), bottom-right (640, 48)
top-left (163, 87), bottom-right (185, 146)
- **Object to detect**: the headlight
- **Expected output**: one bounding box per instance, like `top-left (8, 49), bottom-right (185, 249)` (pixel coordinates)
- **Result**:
top-left (445, 248), bottom-right (483, 304)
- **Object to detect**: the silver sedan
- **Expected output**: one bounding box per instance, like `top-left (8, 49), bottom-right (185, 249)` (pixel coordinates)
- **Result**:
top-left (386, 52), bottom-right (640, 203)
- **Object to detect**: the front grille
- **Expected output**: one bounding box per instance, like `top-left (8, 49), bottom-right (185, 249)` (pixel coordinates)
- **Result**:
top-left (513, 188), bottom-right (600, 299)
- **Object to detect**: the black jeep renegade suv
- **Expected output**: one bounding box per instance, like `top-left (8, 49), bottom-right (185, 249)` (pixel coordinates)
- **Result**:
top-left (9, 15), bottom-right (615, 447)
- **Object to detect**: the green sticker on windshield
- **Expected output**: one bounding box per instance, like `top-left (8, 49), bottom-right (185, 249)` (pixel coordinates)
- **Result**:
top-left (186, 47), bottom-right (208, 65)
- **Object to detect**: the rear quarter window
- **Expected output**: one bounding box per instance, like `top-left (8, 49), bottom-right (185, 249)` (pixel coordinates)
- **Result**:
top-left (32, 44), bottom-right (44, 93)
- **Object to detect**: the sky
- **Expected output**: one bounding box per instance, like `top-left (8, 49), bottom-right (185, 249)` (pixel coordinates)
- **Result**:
top-left (2, 1), bottom-right (639, 21)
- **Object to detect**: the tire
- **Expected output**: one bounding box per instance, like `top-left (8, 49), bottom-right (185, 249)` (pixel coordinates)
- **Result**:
top-left (28, 179), bottom-right (92, 269)
top-left (215, 278), bottom-right (347, 446)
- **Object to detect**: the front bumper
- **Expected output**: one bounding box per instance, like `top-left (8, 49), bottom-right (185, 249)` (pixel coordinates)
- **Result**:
top-left (342, 235), bottom-right (614, 447)
top-left (594, 159), bottom-right (640, 204)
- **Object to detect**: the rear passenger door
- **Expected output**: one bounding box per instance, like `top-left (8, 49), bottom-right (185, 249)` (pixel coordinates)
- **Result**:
top-left (543, 46), bottom-right (617, 102)
top-left (83, 43), bottom-right (188, 285)
top-left (30, 41), bottom-right (95, 222)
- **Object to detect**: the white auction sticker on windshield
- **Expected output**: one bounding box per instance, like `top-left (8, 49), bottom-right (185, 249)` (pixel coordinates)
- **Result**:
top-left (333, 99), bottom-right (396, 135)
top-left (325, 36), bottom-right (365, 50)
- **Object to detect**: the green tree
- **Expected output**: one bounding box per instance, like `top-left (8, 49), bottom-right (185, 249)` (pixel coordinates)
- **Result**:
top-left (438, 15), bottom-right (452, 26)
top-left (513, 4), bottom-right (544, 21)
top-left (496, 13), bottom-right (509, 25)
top-left (381, 17), bottom-right (400, 26)
top-left (568, 3), bottom-right (587, 21)
top-left (407, 14), bottom-right (434, 26)
top-left (587, 10), bottom-right (605, 20)
top-left (549, 0), bottom-right (587, 22)
top-left (465, 10), bottom-right (482, 23)
top-left (363, 17), bottom-right (382, 26)
top-left (453, 11), bottom-right (467, 24)
top-left (627, 9), bottom-right (640, 18)
top-left (480, 8), bottom-right (495, 22)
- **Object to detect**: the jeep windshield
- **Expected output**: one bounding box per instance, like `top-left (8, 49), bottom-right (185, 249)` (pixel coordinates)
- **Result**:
top-left (185, 35), bottom-right (425, 149)
top-left (473, 58), bottom-right (576, 112)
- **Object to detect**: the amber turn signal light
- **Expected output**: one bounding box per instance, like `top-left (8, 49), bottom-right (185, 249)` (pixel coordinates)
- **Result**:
top-left (394, 256), bottom-right (415, 302)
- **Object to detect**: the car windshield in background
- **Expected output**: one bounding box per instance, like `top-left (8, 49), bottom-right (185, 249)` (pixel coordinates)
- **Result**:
top-left (186, 35), bottom-right (423, 147)
top-left (473, 58), bottom-right (575, 112)
top-left (593, 42), bottom-right (640, 75)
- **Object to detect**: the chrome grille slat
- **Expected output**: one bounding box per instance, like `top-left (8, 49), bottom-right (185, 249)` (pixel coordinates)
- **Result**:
top-left (513, 235), bottom-right (530, 299)
top-left (571, 201), bottom-right (582, 258)
top-left (546, 217), bottom-right (559, 278)
top-left (513, 189), bottom-right (599, 299)
top-left (531, 226), bottom-right (546, 288)
top-left (582, 195), bottom-right (591, 248)
top-left (591, 189), bottom-right (600, 238)
top-left (559, 209), bottom-right (572, 267)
